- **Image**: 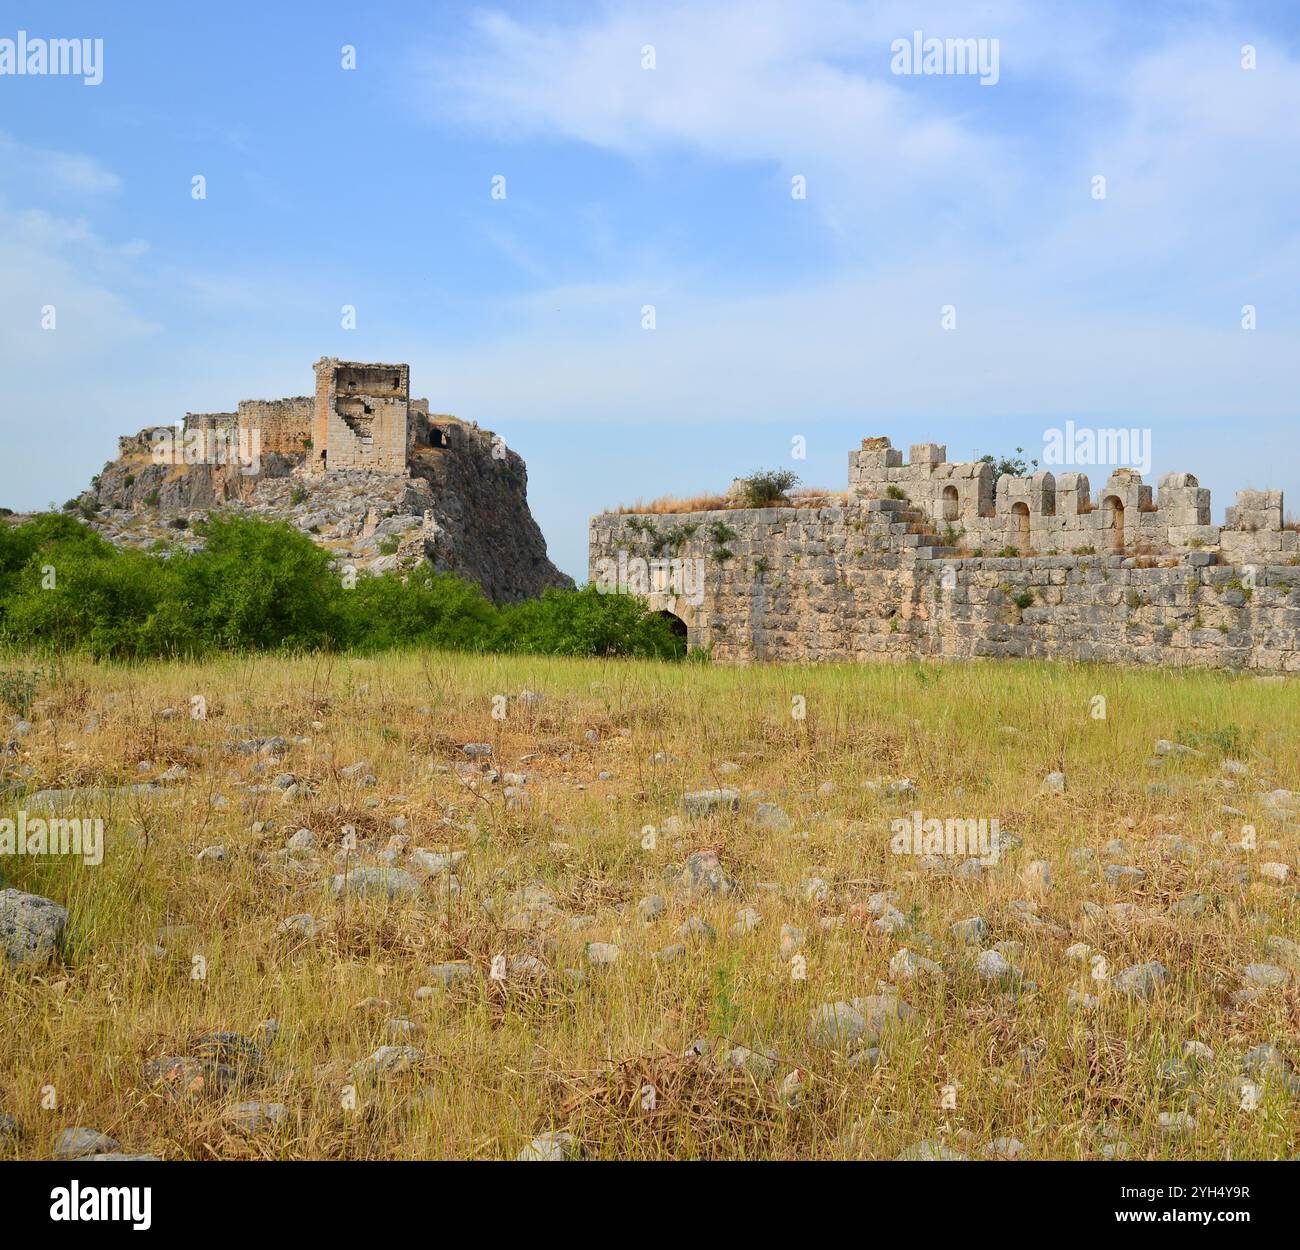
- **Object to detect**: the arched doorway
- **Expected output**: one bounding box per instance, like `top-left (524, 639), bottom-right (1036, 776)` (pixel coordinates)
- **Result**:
top-left (941, 485), bottom-right (959, 522)
top-left (653, 609), bottom-right (689, 657)
top-left (1102, 495), bottom-right (1124, 551)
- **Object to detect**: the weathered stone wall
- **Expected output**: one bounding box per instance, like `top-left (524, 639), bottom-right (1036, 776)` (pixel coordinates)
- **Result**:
top-left (235, 397), bottom-right (312, 456)
top-left (919, 552), bottom-right (1300, 671)
top-left (183, 412), bottom-right (237, 439)
top-left (590, 436), bottom-right (1300, 672)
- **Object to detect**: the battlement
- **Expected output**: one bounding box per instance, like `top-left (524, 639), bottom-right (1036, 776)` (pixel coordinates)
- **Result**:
top-left (848, 437), bottom-right (1294, 562)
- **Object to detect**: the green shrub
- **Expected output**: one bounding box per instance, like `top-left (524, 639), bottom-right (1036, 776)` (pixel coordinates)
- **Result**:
top-left (497, 585), bottom-right (686, 659)
top-left (0, 512), bottom-right (688, 663)
top-left (0, 667), bottom-right (41, 717)
top-left (738, 469), bottom-right (799, 507)
top-left (978, 448), bottom-right (1038, 479)
top-left (338, 567), bottom-right (499, 653)
top-left (172, 514), bottom-right (344, 652)
top-left (1, 537), bottom-right (184, 659)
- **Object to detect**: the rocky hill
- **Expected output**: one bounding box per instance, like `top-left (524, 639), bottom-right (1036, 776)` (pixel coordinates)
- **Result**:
top-left (66, 414), bottom-right (571, 603)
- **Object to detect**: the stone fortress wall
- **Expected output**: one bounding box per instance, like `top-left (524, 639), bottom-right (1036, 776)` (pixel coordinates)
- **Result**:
top-left (589, 437), bottom-right (1300, 672)
top-left (236, 398), bottom-right (314, 456)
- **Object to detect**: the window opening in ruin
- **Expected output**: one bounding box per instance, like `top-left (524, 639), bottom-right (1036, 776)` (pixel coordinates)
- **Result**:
top-left (1102, 495), bottom-right (1125, 551)
top-left (1011, 501), bottom-right (1030, 543)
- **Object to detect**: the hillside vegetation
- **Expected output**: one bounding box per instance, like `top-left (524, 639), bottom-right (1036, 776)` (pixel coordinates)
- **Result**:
top-left (0, 513), bottom-right (681, 660)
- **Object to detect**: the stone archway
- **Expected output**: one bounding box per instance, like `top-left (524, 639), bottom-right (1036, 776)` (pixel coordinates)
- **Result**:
top-left (941, 485), bottom-right (960, 522)
top-left (652, 608), bottom-right (689, 657)
top-left (655, 608), bottom-right (688, 640)
top-left (644, 590), bottom-right (696, 656)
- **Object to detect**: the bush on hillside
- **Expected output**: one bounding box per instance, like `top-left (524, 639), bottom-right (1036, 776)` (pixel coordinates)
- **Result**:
top-left (0, 512), bottom-right (686, 662)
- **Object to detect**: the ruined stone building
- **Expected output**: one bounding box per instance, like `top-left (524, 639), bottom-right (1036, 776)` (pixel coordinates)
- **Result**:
top-left (590, 436), bottom-right (1300, 672)
top-left (311, 359), bottom-right (410, 473)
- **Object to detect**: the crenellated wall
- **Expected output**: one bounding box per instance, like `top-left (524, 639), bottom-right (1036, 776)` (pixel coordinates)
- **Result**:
top-left (589, 435), bottom-right (1300, 672)
top-left (846, 437), bottom-right (1295, 562)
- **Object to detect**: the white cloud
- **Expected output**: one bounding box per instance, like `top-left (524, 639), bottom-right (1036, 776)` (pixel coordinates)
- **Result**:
top-left (0, 203), bottom-right (159, 358)
top-left (418, 0), bottom-right (1019, 245)
top-left (417, 3), bottom-right (1300, 286)
top-left (410, 0), bottom-right (1300, 423)
top-left (0, 131), bottom-right (121, 195)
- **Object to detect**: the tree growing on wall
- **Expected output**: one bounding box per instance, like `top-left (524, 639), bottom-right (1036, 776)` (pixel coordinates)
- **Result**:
top-left (978, 447), bottom-right (1039, 479)
top-left (978, 447), bottom-right (1039, 504)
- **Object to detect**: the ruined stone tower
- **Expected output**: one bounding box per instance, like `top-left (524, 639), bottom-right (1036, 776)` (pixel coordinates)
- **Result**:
top-left (311, 358), bottom-right (410, 473)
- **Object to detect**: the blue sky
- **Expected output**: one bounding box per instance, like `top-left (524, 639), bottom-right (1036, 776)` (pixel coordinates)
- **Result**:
top-left (3, 0), bottom-right (1299, 580)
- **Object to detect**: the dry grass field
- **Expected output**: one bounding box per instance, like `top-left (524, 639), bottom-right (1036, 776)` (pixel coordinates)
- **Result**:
top-left (1, 652), bottom-right (1297, 1160)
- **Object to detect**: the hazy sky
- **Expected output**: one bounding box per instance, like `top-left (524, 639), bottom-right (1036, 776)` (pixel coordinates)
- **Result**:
top-left (3, 0), bottom-right (1298, 580)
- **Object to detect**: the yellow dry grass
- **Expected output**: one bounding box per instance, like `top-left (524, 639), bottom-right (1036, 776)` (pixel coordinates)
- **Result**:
top-left (0, 651), bottom-right (1296, 1160)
